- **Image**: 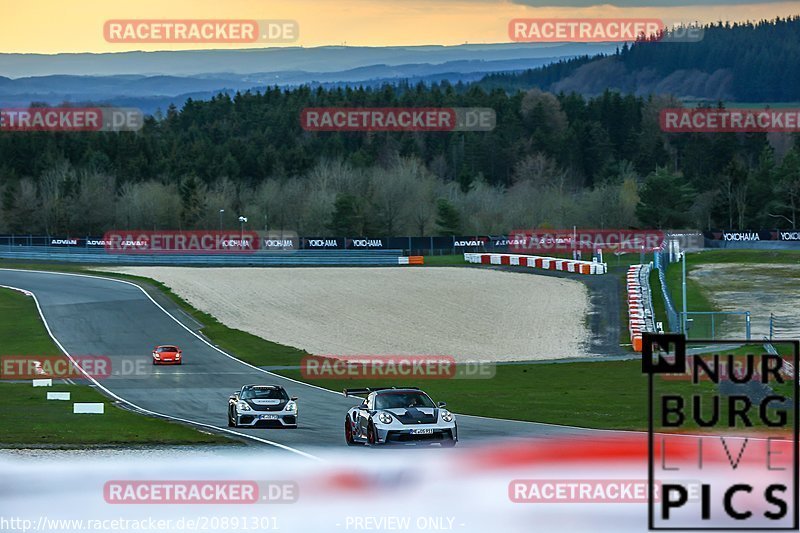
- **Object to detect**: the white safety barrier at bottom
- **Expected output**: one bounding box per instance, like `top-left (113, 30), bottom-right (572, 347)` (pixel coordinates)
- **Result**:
top-left (73, 403), bottom-right (104, 414)
top-left (32, 379), bottom-right (52, 387)
top-left (463, 253), bottom-right (607, 275)
top-left (47, 392), bottom-right (71, 401)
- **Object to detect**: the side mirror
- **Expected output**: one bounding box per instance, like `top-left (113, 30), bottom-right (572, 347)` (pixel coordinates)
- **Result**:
top-left (290, 396), bottom-right (298, 401)
top-left (437, 401), bottom-right (447, 408)
top-left (358, 404), bottom-right (369, 410)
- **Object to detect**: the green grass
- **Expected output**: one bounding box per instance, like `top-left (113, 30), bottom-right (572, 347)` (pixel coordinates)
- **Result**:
top-left (0, 384), bottom-right (232, 445)
top-left (649, 268), bottom-right (668, 330)
top-left (422, 254), bottom-right (470, 266)
top-left (686, 249), bottom-right (800, 266)
top-left (0, 289), bottom-right (62, 356)
top-left (276, 354), bottom-right (792, 431)
top-left (276, 360), bottom-right (652, 429)
top-left (0, 287), bottom-right (233, 446)
top-left (664, 260), bottom-right (716, 316)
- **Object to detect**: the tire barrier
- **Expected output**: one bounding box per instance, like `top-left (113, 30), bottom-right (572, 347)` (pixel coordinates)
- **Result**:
top-left (628, 264), bottom-right (656, 352)
top-left (463, 253), bottom-right (607, 275)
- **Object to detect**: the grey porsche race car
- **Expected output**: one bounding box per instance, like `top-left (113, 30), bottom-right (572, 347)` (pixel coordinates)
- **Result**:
top-left (343, 387), bottom-right (457, 447)
top-left (228, 384), bottom-right (298, 428)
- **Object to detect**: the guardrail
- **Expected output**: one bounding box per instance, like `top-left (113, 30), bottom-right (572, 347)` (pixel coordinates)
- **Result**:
top-left (654, 249), bottom-right (680, 332)
top-left (463, 253), bottom-right (607, 274)
top-left (0, 246), bottom-right (409, 266)
top-left (763, 337), bottom-right (796, 379)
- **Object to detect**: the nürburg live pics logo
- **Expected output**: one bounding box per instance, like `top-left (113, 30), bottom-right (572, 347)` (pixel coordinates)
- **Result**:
top-left (642, 333), bottom-right (798, 530)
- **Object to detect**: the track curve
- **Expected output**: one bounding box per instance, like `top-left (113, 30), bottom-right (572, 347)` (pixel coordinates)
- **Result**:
top-left (0, 268), bottom-right (601, 455)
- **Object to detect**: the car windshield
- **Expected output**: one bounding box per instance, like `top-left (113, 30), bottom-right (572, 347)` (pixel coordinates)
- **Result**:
top-left (157, 346), bottom-right (178, 353)
top-left (374, 392), bottom-right (435, 410)
top-left (241, 388), bottom-right (288, 400)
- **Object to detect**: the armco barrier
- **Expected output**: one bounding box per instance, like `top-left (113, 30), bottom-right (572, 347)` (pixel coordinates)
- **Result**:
top-left (627, 264), bottom-right (656, 352)
top-left (463, 253), bottom-right (606, 275)
top-left (0, 246), bottom-right (413, 266)
top-left (654, 249), bottom-right (680, 332)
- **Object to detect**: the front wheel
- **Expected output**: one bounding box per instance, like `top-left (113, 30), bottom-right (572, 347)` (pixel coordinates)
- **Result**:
top-left (441, 438), bottom-right (457, 448)
top-left (367, 422), bottom-right (378, 446)
top-left (228, 409), bottom-right (236, 427)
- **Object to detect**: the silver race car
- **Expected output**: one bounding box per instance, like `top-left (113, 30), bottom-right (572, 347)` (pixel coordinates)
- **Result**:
top-left (343, 387), bottom-right (457, 447)
top-left (228, 384), bottom-right (298, 428)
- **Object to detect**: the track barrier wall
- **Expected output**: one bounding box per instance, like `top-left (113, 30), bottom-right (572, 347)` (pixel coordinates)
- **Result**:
top-left (463, 253), bottom-right (607, 275)
top-left (0, 246), bottom-right (412, 266)
top-left (653, 248), bottom-right (680, 333)
top-left (626, 264), bottom-right (656, 352)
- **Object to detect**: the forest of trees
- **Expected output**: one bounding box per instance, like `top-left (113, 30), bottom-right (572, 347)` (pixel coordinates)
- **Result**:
top-left (482, 17), bottom-right (800, 102)
top-left (1, 18), bottom-right (799, 236)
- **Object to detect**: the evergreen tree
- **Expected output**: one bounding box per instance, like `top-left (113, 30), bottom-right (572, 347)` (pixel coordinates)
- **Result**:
top-left (435, 199), bottom-right (461, 236)
top-left (636, 168), bottom-right (695, 228)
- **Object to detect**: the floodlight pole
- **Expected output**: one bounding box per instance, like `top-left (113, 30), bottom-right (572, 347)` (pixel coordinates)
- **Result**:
top-left (238, 216), bottom-right (248, 249)
top-left (572, 225), bottom-right (577, 260)
top-left (681, 249), bottom-right (687, 335)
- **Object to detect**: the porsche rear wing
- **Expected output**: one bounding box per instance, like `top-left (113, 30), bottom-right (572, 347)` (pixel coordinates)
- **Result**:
top-left (343, 387), bottom-right (420, 397)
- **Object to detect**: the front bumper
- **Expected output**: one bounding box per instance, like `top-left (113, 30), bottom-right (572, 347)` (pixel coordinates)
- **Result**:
top-left (152, 357), bottom-right (181, 365)
top-left (375, 422), bottom-right (457, 444)
top-left (235, 410), bottom-right (297, 428)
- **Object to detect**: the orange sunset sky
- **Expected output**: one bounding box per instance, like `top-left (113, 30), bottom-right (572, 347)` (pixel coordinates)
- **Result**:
top-left (3, 0), bottom-right (799, 53)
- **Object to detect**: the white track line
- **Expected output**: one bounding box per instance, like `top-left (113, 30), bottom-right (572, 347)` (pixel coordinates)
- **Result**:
top-left (0, 277), bottom-right (322, 461)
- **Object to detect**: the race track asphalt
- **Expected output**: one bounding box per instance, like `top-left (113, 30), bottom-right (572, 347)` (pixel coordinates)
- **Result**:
top-left (0, 269), bottom-right (604, 457)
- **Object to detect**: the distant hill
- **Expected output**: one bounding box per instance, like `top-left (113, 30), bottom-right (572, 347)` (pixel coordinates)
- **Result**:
top-left (480, 18), bottom-right (800, 102)
top-left (0, 43), bottom-right (619, 113)
top-left (0, 43), bottom-right (617, 78)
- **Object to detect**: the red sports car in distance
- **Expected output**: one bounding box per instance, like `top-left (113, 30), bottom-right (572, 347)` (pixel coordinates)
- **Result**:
top-left (152, 345), bottom-right (182, 365)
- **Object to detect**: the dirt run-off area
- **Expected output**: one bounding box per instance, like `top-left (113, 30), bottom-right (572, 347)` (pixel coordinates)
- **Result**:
top-left (101, 267), bottom-right (591, 362)
top-left (689, 263), bottom-right (800, 339)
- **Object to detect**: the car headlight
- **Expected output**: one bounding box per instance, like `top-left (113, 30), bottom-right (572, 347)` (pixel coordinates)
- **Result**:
top-left (285, 401), bottom-right (297, 412)
top-left (237, 401), bottom-right (251, 411)
top-left (441, 410), bottom-right (454, 423)
top-left (175, 353), bottom-right (181, 359)
top-left (153, 353), bottom-right (160, 359)
top-left (378, 412), bottom-right (393, 424)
